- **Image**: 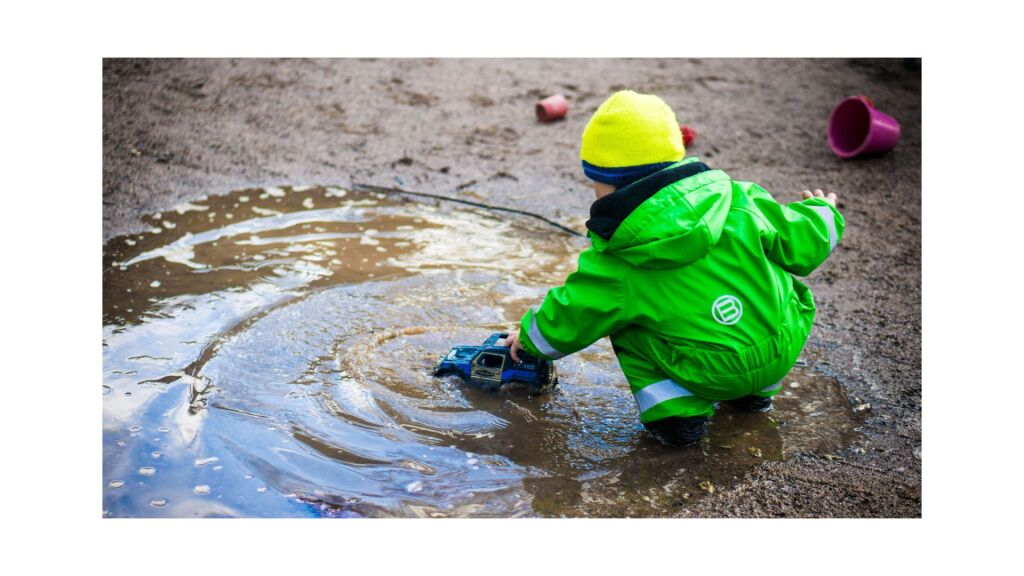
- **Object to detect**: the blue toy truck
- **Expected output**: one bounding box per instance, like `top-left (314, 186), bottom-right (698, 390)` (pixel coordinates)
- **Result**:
top-left (433, 333), bottom-right (558, 391)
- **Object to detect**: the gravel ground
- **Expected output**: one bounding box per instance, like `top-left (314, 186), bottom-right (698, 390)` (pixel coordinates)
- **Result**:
top-left (103, 58), bottom-right (921, 517)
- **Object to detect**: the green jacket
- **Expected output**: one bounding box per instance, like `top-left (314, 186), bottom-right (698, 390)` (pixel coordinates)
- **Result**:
top-left (518, 157), bottom-right (844, 397)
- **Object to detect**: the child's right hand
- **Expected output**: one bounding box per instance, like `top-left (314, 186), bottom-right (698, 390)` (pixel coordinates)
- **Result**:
top-left (503, 331), bottom-right (525, 363)
top-left (801, 188), bottom-right (838, 205)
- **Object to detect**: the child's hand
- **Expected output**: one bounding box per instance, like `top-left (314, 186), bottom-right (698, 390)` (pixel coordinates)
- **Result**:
top-left (801, 188), bottom-right (838, 205)
top-left (503, 331), bottom-right (525, 363)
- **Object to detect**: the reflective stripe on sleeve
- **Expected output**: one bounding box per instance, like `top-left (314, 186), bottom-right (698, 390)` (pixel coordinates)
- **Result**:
top-left (807, 204), bottom-right (839, 252)
top-left (761, 381), bottom-right (783, 393)
top-left (633, 379), bottom-right (695, 414)
top-left (528, 307), bottom-right (567, 359)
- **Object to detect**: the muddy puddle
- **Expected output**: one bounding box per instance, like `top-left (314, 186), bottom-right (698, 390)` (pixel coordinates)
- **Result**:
top-left (103, 185), bottom-right (862, 517)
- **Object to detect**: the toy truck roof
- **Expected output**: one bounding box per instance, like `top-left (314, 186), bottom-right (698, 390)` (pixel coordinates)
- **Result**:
top-left (482, 333), bottom-right (510, 347)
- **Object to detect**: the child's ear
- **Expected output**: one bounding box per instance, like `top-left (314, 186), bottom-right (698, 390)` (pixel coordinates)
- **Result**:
top-left (593, 181), bottom-right (616, 199)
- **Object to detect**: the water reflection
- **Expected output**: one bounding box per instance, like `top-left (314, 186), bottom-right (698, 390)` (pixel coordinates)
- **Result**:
top-left (103, 186), bottom-right (860, 517)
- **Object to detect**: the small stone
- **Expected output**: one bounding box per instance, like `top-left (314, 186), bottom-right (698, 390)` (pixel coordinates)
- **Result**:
top-left (699, 480), bottom-right (714, 494)
top-left (853, 403), bottom-right (871, 412)
top-left (748, 447), bottom-right (762, 458)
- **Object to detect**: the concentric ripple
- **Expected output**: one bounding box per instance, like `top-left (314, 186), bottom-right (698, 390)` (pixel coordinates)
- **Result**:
top-left (103, 185), bottom-right (861, 517)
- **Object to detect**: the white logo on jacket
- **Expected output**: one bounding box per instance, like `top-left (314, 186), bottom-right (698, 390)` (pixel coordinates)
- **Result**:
top-left (712, 295), bottom-right (743, 325)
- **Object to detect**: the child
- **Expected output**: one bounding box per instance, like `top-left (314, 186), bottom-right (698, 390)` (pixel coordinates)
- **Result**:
top-left (505, 90), bottom-right (844, 446)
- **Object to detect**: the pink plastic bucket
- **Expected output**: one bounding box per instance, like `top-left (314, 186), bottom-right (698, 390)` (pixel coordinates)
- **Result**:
top-left (827, 95), bottom-right (901, 158)
top-left (536, 94), bottom-right (568, 122)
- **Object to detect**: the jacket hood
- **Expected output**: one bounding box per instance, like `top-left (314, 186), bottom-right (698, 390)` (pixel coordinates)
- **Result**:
top-left (586, 157), bottom-right (733, 269)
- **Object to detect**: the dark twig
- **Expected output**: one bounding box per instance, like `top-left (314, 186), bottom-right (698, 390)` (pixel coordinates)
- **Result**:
top-left (351, 182), bottom-right (584, 237)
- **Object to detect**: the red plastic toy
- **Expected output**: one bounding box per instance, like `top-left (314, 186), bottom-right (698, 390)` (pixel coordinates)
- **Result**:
top-left (536, 94), bottom-right (569, 122)
top-left (680, 125), bottom-right (697, 147)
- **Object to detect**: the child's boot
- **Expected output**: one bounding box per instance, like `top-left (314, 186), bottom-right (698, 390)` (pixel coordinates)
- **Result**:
top-left (727, 395), bottom-right (773, 413)
top-left (644, 416), bottom-right (710, 447)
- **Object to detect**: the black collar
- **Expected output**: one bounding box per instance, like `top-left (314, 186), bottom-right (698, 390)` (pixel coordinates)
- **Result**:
top-left (585, 161), bottom-right (710, 240)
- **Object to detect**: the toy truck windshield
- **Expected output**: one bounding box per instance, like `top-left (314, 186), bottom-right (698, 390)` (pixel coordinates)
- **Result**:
top-left (447, 347), bottom-right (476, 360)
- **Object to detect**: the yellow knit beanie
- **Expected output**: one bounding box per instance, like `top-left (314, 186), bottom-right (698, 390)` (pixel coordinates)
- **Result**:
top-left (580, 90), bottom-right (685, 186)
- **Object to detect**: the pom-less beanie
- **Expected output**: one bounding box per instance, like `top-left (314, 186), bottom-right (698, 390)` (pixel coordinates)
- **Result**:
top-left (580, 90), bottom-right (686, 187)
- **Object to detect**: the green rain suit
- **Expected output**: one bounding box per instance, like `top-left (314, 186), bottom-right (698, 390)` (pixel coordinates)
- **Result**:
top-left (517, 158), bottom-right (845, 422)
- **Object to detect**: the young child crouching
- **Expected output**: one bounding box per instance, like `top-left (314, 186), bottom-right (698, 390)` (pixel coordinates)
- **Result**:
top-left (505, 90), bottom-right (844, 446)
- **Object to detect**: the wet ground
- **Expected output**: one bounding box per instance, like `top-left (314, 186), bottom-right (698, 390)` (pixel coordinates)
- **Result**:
top-left (103, 186), bottom-right (862, 517)
top-left (104, 59), bottom-right (921, 517)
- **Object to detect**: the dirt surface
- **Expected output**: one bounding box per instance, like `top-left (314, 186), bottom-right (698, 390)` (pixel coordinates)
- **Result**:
top-left (103, 58), bottom-right (921, 517)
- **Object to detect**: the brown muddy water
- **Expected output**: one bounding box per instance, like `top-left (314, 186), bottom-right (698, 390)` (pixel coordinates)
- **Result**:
top-left (103, 186), bottom-right (862, 517)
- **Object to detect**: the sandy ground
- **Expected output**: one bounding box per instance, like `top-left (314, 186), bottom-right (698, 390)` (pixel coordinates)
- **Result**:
top-left (103, 58), bottom-right (921, 517)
